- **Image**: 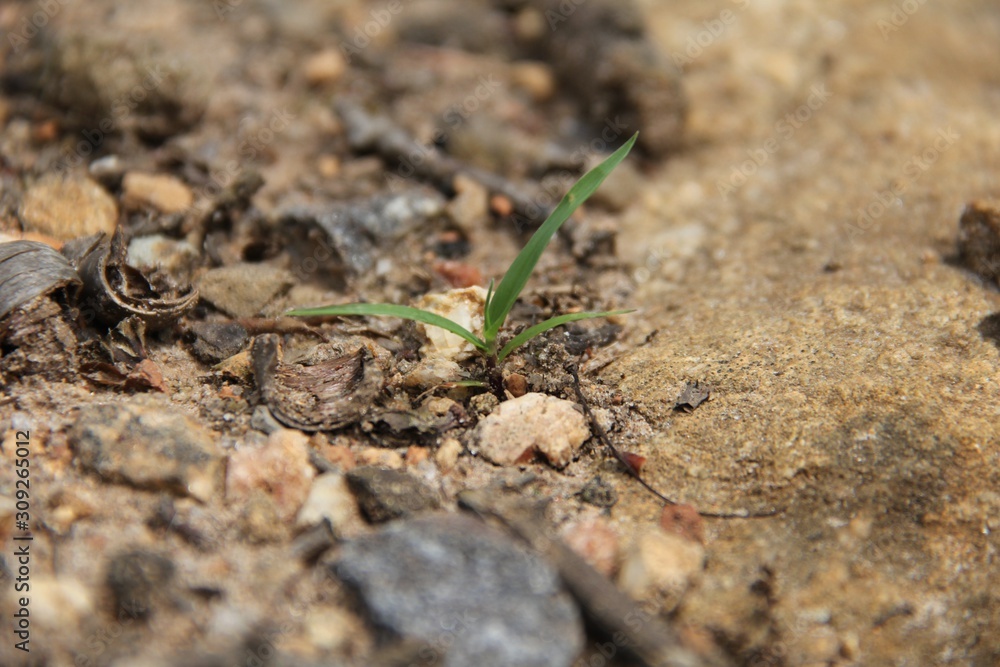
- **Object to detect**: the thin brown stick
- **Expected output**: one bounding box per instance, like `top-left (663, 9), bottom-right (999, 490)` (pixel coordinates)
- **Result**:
top-left (336, 100), bottom-right (550, 224)
top-left (567, 364), bottom-right (781, 519)
top-left (457, 489), bottom-right (722, 667)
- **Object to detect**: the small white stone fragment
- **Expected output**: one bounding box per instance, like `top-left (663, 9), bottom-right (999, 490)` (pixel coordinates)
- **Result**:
top-left (435, 437), bottom-right (464, 471)
top-left (296, 472), bottom-right (363, 535)
top-left (471, 392), bottom-right (590, 468)
top-left (618, 529), bottom-right (706, 611)
top-left (414, 286), bottom-right (487, 362)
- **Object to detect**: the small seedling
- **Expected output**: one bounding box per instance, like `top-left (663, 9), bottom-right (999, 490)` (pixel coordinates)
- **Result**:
top-left (290, 132), bottom-right (638, 397)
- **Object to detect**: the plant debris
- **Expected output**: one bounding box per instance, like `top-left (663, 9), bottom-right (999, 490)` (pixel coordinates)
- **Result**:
top-left (674, 380), bottom-right (712, 412)
top-left (75, 229), bottom-right (198, 330)
top-left (957, 200), bottom-right (1000, 285)
top-left (251, 334), bottom-right (384, 432)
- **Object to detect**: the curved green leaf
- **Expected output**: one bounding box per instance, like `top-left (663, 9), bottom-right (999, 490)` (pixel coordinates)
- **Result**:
top-left (484, 278), bottom-right (496, 340)
top-left (485, 133), bottom-right (638, 339)
top-left (288, 303), bottom-right (488, 352)
top-left (497, 309), bottom-right (635, 362)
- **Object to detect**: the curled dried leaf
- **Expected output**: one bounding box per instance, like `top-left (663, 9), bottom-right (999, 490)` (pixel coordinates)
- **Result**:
top-left (251, 334), bottom-right (383, 431)
top-left (76, 230), bottom-right (197, 330)
top-left (0, 241), bottom-right (81, 320)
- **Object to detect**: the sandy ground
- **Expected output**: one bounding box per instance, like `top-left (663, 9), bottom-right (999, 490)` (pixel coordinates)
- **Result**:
top-left (614, 1), bottom-right (1000, 664)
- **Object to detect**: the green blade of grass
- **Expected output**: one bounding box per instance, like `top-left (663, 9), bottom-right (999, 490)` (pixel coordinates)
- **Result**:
top-left (289, 303), bottom-right (488, 352)
top-left (484, 278), bottom-right (496, 336)
top-left (497, 309), bottom-right (635, 362)
top-left (484, 132), bottom-right (638, 340)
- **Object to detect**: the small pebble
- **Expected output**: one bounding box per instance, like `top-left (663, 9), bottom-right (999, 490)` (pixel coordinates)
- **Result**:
top-left (187, 321), bottom-right (251, 364)
top-left (303, 49), bottom-right (347, 86)
top-left (19, 173), bottom-right (117, 240)
top-left (435, 437), bottom-right (464, 471)
top-left (355, 447), bottom-right (404, 469)
top-left (434, 259), bottom-right (483, 288)
top-left (414, 286), bottom-right (487, 361)
top-left (405, 445), bottom-right (430, 466)
top-left (345, 466), bottom-right (441, 523)
top-left (489, 194), bottom-right (513, 217)
top-left (510, 61), bottom-right (555, 102)
top-left (226, 429), bottom-right (315, 521)
top-left (105, 550), bottom-right (175, 619)
top-left (197, 263), bottom-right (295, 318)
top-left (504, 373), bottom-right (528, 398)
top-left (316, 154), bottom-right (341, 178)
top-left (617, 529), bottom-right (705, 611)
top-left (122, 171), bottom-right (193, 214)
top-left (560, 517), bottom-right (620, 577)
top-left (296, 472), bottom-right (363, 535)
top-left (336, 514), bottom-right (583, 667)
top-left (471, 392), bottom-right (590, 468)
top-left (957, 200), bottom-right (1000, 285)
top-left (445, 174), bottom-right (489, 231)
top-left (659, 504), bottom-right (705, 544)
top-left (513, 7), bottom-right (546, 41)
top-left (578, 476), bottom-right (618, 509)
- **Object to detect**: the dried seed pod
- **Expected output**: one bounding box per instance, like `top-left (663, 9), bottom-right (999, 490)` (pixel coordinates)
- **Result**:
top-left (252, 334), bottom-right (383, 432)
top-left (0, 241), bottom-right (81, 320)
top-left (0, 241), bottom-right (83, 380)
top-left (76, 230), bottom-right (197, 330)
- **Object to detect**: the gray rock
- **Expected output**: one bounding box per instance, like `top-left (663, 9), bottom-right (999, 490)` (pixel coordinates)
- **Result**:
top-left (958, 200), bottom-right (1000, 285)
top-left (345, 466), bottom-right (440, 523)
top-left (196, 263), bottom-right (295, 318)
top-left (187, 321), bottom-right (250, 364)
top-left (105, 550), bottom-right (175, 619)
top-left (279, 190), bottom-right (445, 275)
top-left (70, 403), bottom-right (221, 502)
top-left (336, 514), bottom-right (584, 667)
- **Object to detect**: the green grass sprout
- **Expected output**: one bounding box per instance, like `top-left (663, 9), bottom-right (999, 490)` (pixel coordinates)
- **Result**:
top-left (289, 132), bottom-right (639, 396)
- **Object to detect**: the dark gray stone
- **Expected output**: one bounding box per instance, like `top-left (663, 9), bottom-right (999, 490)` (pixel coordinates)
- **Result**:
top-left (345, 466), bottom-right (440, 523)
top-left (106, 549), bottom-right (175, 619)
top-left (336, 514), bottom-right (584, 667)
top-left (70, 403), bottom-right (221, 502)
top-left (187, 321), bottom-right (249, 363)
